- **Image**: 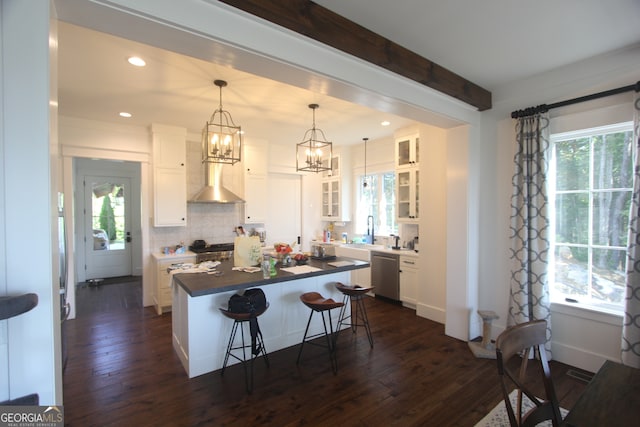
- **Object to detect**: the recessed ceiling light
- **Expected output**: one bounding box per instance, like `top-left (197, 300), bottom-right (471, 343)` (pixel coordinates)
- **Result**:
top-left (119, 112), bottom-right (132, 118)
top-left (127, 56), bottom-right (146, 67)
top-left (381, 121), bottom-right (391, 126)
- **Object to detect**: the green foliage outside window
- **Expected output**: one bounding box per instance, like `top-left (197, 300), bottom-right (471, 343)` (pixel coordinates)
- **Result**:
top-left (357, 172), bottom-right (397, 236)
top-left (552, 125), bottom-right (633, 308)
top-left (99, 194), bottom-right (117, 241)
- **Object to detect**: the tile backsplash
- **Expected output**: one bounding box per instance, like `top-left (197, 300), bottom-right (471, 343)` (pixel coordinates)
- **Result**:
top-left (150, 203), bottom-right (243, 252)
top-left (149, 140), bottom-right (243, 253)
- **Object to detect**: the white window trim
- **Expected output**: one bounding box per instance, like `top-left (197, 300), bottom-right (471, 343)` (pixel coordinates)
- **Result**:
top-left (551, 300), bottom-right (623, 325)
top-left (549, 121), bottom-right (634, 317)
top-left (355, 171), bottom-right (398, 237)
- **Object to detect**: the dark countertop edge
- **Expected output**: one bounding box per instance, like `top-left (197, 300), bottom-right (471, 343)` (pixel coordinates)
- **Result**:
top-left (172, 258), bottom-right (370, 298)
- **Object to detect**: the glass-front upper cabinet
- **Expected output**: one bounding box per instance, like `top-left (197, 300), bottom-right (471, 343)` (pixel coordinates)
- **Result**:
top-left (396, 169), bottom-right (419, 223)
top-left (395, 134), bottom-right (419, 168)
top-left (321, 155), bottom-right (340, 178)
top-left (321, 179), bottom-right (343, 219)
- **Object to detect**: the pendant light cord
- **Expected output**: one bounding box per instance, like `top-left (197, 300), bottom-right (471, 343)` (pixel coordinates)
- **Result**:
top-left (363, 137), bottom-right (369, 188)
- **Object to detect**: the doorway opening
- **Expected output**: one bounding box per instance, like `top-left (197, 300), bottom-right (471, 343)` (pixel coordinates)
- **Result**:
top-left (72, 158), bottom-right (143, 316)
top-left (84, 175), bottom-right (132, 279)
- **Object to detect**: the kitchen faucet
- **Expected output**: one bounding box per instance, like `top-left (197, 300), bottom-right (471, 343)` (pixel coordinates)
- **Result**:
top-left (391, 234), bottom-right (401, 249)
top-left (367, 215), bottom-right (375, 244)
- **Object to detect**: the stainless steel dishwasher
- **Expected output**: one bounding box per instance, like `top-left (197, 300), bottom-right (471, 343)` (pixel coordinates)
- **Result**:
top-left (370, 251), bottom-right (400, 301)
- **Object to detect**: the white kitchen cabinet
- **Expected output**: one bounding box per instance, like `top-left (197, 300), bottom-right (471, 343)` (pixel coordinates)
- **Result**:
top-left (244, 174), bottom-right (267, 223)
top-left (243, 141), bottom-right (268, 223)
top-left (243, 142), bottom-right (268, 175)
top-left (152, 124), bottom-right (187, 227)
top-left (399, 255), bottom-right (418, 306)
top-left (321, 178), bottom-right (350, 221)
top-left (395, 133), bottom-right (420, 223)
top-left (152, 253), bottom-right (196, 315)
top-left (395, 134), bottom-right (420, 169)
top-left (396, 169), bottom-right (419, 223)
top-left (321, 155), bottom-right (340, 178)
top-left (334, 244), bottom-right (371, 288)
top-left (353, 266), bottom-right (371, 288)
top-left (320, 154), bottom-right (350, 221)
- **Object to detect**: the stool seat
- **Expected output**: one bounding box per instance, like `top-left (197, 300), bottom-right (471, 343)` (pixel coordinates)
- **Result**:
top-left (219, 303), bottom-right (269, 320)
top-left (335, 282), bottom-right (374, 348)
top-left (299, 292), bottom-right (344, 311)
top-left (335, 283), bottom-right (373, 297)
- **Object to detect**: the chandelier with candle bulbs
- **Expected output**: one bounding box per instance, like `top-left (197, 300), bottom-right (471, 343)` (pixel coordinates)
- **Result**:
top-left (296, 104), bottom-right (333, 173)
top-left (202, 79), bottom-right (241, 165)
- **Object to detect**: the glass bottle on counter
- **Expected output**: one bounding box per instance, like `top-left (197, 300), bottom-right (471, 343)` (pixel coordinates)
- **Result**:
top-left (269, 256), bottom-right (277, 277)
top-left (262, 255), bottom-right (271, 279)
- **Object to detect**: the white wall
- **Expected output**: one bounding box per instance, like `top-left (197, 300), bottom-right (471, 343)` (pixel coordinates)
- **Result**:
top-left (0, 0), bottom-right (59, 404)
top-left (418, 125), bottom-right (449, 325)
top-left (478, 43), bottom-right (640, 372)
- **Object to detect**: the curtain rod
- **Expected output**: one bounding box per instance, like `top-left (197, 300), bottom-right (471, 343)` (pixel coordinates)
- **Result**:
top-left (511, 81), bottom-right (640, 119)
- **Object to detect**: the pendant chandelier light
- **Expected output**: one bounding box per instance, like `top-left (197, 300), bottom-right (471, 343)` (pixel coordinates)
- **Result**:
top-left (296, 104), bottom-right (333, 173)
top-left (202, 79), bottom-right (242, 165)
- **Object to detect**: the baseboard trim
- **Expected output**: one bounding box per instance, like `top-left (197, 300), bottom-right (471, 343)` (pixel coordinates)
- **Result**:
top-left (552, 341), bottom-right (612, 373)
top-left (416, 303), bottom-right (445, 324)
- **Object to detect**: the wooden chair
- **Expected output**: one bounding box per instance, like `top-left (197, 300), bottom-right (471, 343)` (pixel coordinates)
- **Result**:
top-left (495, 320), bottom-right (563, 427)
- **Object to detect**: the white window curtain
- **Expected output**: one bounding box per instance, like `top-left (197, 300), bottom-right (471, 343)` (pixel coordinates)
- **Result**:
top-left (623, 93), bottom-right (640, 368)
top-left (509, 112), bottom-right (553, 355)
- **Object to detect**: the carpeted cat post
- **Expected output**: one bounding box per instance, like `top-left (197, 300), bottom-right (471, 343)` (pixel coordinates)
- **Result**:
top-left (468, 310), bottom-right (499, 359)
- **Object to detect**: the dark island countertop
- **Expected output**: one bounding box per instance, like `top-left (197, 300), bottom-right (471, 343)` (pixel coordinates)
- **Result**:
top-left (172, 257), bottom-right (369, 297)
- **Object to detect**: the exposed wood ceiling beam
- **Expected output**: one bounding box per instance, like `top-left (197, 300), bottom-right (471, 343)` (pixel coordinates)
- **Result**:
top-left (219, 0), bottom-right (492, 111)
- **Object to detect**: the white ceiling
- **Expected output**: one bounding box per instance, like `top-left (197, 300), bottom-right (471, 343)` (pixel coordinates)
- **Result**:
top-left (56, 0), bottom-right (640, 146)
top-left (315, 0), bottom-right (640, 90)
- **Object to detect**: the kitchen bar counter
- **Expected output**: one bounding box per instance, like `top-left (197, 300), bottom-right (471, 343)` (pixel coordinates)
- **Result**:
top-left (172, 257), bottom-right (369, 297)
top-left (171, 257), bottom-right (368, 378)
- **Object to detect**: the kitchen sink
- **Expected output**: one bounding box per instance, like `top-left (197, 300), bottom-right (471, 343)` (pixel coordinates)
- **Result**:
top-left (342, 243), bottom-right (384, 249)
top-left (335, 244), bottom-right (384, 261)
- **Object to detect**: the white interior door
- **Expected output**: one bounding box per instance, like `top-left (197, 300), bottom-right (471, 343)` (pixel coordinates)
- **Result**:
top-left (266, 174), bottom-right (302, 249)
top-left (84, 175), bottom-right (132, 279)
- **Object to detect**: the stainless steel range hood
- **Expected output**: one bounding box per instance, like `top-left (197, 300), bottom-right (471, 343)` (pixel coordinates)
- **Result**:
top-left (189, 162), bottom-right (244, 204)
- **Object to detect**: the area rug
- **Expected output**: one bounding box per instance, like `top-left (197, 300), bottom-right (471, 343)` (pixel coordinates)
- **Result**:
top-left (475, 390), bottom-right (568, 427)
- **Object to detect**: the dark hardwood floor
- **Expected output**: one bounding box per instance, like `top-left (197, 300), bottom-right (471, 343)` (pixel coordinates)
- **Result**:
top-left (64, 280), bottom-right (589, 426)
top-left (74, 277), bottom-right (143, 317)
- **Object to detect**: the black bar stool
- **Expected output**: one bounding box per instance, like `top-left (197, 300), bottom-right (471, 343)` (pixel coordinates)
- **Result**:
top-left (335, 282), bottom-right (374, 348)
top-left (219, 303), bottom-right (269, 393)
top-left (297, 291), bottom-right (344, 374)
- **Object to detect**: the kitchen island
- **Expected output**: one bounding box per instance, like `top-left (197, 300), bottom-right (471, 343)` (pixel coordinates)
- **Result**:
top-left (171, 257), bottom-right (369, 378)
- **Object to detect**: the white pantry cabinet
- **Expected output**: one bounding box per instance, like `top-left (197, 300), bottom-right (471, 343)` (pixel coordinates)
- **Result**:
top-left (152, 124), bottom-right (187, 227)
